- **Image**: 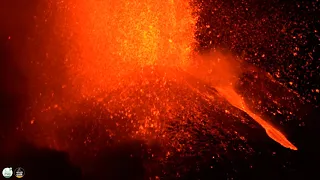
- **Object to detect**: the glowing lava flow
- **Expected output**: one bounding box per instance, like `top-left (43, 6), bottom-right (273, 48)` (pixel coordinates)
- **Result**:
top-left (215, 86), bottom-right (298, 150)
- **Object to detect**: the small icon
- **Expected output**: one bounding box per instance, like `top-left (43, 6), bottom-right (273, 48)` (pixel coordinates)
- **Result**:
top-left (14, 167), bottom-right (25, 178)
top-left (2, 167), bottom-right (13, 178)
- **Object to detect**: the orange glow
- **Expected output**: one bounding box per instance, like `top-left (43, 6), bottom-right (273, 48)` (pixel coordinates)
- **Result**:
top-left (63, 0), bottom-right (197, 97)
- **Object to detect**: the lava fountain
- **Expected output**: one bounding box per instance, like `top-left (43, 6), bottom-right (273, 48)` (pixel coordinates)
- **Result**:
top-left (26, 0), bottom-right (298, 163)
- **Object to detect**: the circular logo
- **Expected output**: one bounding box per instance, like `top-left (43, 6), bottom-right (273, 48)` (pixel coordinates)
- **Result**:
top-left (14, 167), bottom-right (25, 178)
top-left (2, 167), bottom-right (13, 178)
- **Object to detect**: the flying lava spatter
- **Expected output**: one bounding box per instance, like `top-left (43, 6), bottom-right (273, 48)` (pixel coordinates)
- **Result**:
top-left (26, 0), bottom-right (299, 161)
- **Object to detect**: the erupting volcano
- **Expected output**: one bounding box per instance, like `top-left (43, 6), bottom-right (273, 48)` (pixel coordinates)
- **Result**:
top-left (5, 0), bottom-right (308, 178)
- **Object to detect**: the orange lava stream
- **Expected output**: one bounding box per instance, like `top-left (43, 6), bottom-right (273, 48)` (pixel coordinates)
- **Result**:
top-left (215, 86), bottom-right (298, 150)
